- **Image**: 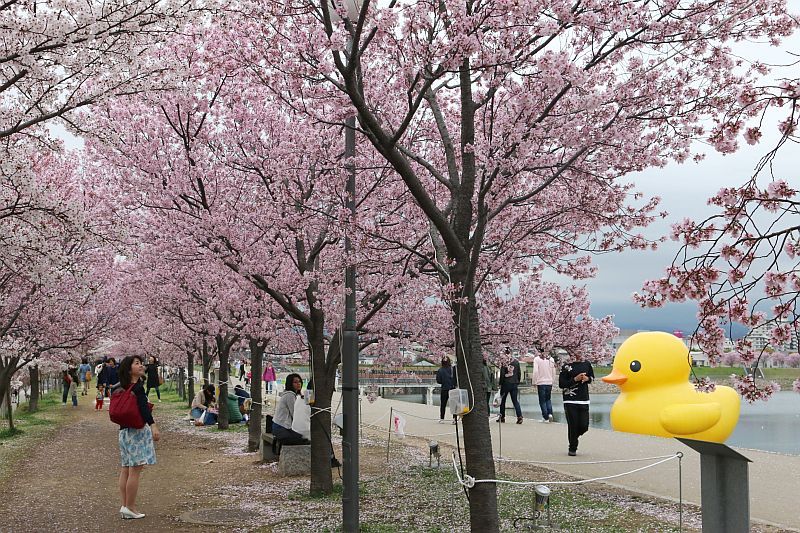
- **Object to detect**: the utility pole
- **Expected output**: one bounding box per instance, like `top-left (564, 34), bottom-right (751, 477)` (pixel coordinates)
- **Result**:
top-left (342, 112), bottom-right (359, 531)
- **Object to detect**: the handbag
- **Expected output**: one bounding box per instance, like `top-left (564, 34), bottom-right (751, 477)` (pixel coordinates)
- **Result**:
top-left (291, 395), bottom-right (312, 439)
top-left (109, 385), bottom-right (146, 429)
top-left (158, 375), bottom-right (165, 386)
top-left (85, 371), bottom-right (92, 381)
top-left (491, 391), bottom-right (501, 408)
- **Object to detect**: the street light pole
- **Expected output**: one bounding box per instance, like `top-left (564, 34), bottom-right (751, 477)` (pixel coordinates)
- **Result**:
top-left (329, 2), bottom-right (363, 529)
top-left (342, 114), bottom-right (359, 532)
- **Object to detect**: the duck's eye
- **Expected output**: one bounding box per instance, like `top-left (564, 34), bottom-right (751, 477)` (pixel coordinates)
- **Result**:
top-left (630, 360), bottom-right (641, 372)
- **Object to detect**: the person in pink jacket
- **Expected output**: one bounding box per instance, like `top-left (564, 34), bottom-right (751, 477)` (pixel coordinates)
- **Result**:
top-left (262, 362), bottom-right (277, 394)
top-left (532, 352), bottom-right (557, 422)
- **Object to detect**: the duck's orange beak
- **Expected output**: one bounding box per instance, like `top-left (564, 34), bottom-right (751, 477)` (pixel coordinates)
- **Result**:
top-left (602, 369), bottom-right (628, 385)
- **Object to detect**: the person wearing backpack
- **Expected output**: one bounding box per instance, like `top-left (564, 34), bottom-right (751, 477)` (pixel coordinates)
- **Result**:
top-left (111, 355), bottom-right (160, 520)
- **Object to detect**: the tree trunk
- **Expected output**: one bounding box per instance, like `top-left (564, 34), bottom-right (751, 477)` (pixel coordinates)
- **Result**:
top-left (308, 331), bottom-right (334, 496)
top-left (247, 337), bottom-right (264, 453)
top-left (454, 290), bottom-right (499, 532)
top-left (216, 336), bottom-right (230, 430)
top-left (187, 351), bottom-right (195, 408)
top-left (215, 334), bottom-right (239, 431)
top-left (0, 369), bottom-right (13, 431)
top-left (0, 360), bottom-right (16, 426)
top-left (201, 339), bottom-right (211, 385)
top-left (177, 366), bottom-right (186, 400)
top-left (28, 365), bottom-right (39, 413)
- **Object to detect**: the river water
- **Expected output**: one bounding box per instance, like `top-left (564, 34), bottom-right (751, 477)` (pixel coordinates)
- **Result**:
top-left (385, 390), bottom-right (800, 455)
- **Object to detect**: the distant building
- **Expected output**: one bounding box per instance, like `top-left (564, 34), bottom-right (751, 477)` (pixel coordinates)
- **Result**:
top-left (746, 319), bottom-right (800, 352)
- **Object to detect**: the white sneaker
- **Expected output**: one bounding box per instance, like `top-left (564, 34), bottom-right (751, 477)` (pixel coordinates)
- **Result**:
top-left (548, 414), bottom-right (554, 423)
top-left (538, 418), bottom-right (548, 423)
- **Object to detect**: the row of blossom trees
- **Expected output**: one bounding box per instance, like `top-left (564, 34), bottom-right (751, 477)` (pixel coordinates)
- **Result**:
top-left (4, 0), bottom-right (800, 529)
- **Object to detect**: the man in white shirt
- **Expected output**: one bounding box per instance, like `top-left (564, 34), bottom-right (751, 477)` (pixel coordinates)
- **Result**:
top-left (532, 352), bottom-right (557, 422)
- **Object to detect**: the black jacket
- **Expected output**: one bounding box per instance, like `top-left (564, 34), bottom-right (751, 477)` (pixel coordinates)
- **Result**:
top-left (98, 364), bottom-right (118, 387)
top-left (499, 360), bottom-right (521, 387)
top-left (145, 363), bottom-right (160, 389)
top-left (435, 366), bottom-right (457, 391)
top-left (559, 361), bottom-right (594, 403)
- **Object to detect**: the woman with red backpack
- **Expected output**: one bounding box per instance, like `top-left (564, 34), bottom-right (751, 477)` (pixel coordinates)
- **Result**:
top-left (111, 355), bottom-right (160, 520)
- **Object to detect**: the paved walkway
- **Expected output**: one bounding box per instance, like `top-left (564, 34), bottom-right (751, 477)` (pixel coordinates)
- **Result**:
top-left (350, 393), bottom-right (800, 531)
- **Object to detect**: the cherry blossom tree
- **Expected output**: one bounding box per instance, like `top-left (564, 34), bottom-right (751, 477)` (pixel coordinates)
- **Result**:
top-left (80, 27), bottom-right (433, 493)
top-left (638, 78), bottom-right (800, 398)
top-left (245, 0), bottom-right (799, 528)
top-left (1, 0), bottom-right (197, 140)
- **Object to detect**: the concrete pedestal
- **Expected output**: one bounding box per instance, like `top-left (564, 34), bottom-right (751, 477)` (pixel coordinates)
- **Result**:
top-left (278, 444), bottom-right (311, 476)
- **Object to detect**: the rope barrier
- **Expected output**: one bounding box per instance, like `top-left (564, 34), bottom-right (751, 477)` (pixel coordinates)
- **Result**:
top-left (453, 452), bottom-right (683, 488)
top-left (392, 408), bottom-right (444, 422)
top-left (494, 454), bottom-right (679, 466)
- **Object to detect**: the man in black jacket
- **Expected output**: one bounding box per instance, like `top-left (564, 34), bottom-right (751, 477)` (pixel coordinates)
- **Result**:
top-left (559, 359), bottom-right (594, 456)
top-left (498, 348), bottom-right (523, 424)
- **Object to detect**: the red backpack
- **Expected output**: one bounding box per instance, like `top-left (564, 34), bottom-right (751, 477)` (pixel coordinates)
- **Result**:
top-left (109, 385), bottom-right (145, 429)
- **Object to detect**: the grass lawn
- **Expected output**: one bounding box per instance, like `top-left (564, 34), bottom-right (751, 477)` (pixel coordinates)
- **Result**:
top-left (271, 446), bottom-right (692, 532)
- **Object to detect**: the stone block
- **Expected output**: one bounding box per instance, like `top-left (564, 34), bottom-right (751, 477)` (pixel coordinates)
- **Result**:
top-left (261, 433), bottom-right (278, 462)
top-left (278, 444), bottom-right (311, 476)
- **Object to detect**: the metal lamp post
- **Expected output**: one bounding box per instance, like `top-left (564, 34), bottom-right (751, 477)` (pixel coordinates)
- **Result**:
top-left (335, 1), bottom-right (364, 531)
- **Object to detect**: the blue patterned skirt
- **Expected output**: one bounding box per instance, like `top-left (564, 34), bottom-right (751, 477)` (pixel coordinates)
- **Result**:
top-left (119, 425), bottom-right (157, 467)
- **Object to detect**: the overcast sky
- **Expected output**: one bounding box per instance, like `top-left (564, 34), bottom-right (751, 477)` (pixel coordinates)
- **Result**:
top-left (55, 7), bottom-right (799, 337)
top-left (566, 23), bottom-right (800, 335)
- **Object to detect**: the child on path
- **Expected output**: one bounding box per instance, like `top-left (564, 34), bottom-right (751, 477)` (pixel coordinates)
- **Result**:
top-left (96, 386), bottom-right (105, 410)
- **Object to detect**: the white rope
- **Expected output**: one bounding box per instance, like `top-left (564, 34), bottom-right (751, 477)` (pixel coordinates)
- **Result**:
top-left (453, 452), bottom-right (682, 488)
top-left (392, 408), bottom-right (445, 422)
top-left (359, 421), bottom-right (457, 439)
top-left (494, 454), bottom-right (680, 466)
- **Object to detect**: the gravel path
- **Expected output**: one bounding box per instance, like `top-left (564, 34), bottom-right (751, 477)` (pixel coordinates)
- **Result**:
top-left (0, 397), bottom-right (264, 532)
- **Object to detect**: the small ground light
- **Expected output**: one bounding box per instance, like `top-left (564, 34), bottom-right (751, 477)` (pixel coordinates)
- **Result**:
top-left (428, 441), bottom-right (440, 468)
top-left (534, 485), bottom-right (551, 528)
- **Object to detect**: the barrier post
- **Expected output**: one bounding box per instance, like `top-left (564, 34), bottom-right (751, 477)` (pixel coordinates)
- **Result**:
top-left (386, 407), bottom-right (393, 462)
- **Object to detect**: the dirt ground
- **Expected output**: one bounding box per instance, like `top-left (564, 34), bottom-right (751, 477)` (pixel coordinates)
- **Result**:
top-left (0, 396), bottom-right (278, 532)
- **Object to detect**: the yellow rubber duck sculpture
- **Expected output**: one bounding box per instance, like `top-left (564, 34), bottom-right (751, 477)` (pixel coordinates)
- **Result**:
top-left (601, 332), bottom-right (740, 443)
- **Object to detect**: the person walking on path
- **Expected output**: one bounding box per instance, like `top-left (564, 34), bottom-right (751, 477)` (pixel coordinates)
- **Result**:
top-left (263, 362), bottom-right (277, 395)
top-left (481, 356), bottom-right (496, 410)
top-left (145, 356), bottom-right (161, 402)
top-left (61, 365), bottom-right (72, 406)
top-left (435, 357), bottom-right (457, 423)
top-left (78, 358), bottom-right (92, 396)
top-left (559, 358), bottom-right (594, 456)
top-left (533, 352), bottom-right (557, 422)
top-left (63, 364), bottom-right (79, 407)
top-left (498, 348), bottom-right (523, 424)
top-left (97, 358), bottom-right (119, 395)
top-left (113, 355), bottom-right (160, 520)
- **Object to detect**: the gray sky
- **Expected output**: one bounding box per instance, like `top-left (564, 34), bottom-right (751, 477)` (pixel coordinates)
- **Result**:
top-left (570, 27), bottom-right (800, 334)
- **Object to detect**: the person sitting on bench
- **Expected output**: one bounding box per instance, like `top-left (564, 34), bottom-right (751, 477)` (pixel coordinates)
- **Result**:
top-left (272, 373), bottom-right (309, 446)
